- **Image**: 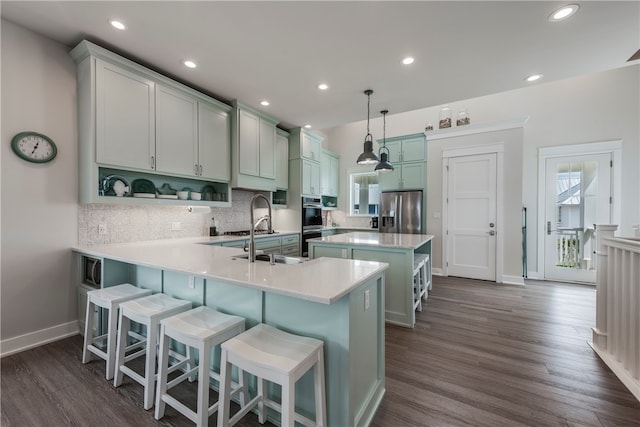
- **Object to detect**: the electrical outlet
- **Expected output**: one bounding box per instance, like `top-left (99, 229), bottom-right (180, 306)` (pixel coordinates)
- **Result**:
top-left (341, 249), bottom-right (348, 258)
top-left (98, 224), bottom-right (107, 235)
top-left (171, 222), bottom-right (181, 231)
top-left (188, 276), bottom-right (195, 289)
top-left (433, 212), bottom-right (441, 219)
top-left (364, 289), bottom-right (370, 310)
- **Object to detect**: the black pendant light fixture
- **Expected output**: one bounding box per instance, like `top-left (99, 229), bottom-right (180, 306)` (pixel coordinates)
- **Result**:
top-left (356, 89), bottom-right (379, 165)
top-left (375, 109), bottom-right (394, 173)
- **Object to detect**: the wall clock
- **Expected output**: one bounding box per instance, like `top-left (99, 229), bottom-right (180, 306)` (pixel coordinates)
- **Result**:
top-left (10, 131), bottom-right (58, 163)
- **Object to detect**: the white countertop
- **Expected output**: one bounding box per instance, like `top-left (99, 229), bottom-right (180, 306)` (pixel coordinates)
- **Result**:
top-left (73, 238), bottom-right (387, 304)
top-left (309, 231), bottom-right (434, 250)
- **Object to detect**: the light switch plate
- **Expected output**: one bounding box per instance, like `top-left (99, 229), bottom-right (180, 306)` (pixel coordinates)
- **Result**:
top-left (171, 222), bottom-right (181, 231)
top-left (364, 289), bottom-right (370, 310)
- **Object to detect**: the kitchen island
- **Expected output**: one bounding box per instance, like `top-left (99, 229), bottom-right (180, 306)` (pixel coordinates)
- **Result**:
top-left (73, 238), bottom-right (387, 426)
top-left (308, 231), bottom-right (434, 328)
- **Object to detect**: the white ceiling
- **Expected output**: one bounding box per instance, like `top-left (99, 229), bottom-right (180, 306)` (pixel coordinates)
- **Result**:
top-left (2, 1), bottom-right (638, 131)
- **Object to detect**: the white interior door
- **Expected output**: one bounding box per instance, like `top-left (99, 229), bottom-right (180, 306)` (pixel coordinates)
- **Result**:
top-left (446, 153), bottom-right (497, 281)
top-left (544, 154), bottom-right (611, 283)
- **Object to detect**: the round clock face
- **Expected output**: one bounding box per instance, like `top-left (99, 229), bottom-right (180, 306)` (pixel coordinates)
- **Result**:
top-left (11, 131), bottom-right (57, 163)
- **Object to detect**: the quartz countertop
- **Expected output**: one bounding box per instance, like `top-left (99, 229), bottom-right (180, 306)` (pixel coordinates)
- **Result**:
top-left (309, 231), bottom-right (434, 250)
top-left (73, 238), bottom-right (387, 304)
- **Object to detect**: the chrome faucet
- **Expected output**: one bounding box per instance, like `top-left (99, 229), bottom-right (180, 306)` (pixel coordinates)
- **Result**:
top-left (249, 194), bottom-right (272, 262)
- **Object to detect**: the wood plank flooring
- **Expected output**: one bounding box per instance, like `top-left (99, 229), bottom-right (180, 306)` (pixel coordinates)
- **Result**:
top-left (2, 276), bottom-right (639, 426)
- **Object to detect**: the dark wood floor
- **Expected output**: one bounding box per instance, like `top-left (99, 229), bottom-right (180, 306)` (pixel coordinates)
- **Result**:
top-left (2, 276), bottom-right (639, 426)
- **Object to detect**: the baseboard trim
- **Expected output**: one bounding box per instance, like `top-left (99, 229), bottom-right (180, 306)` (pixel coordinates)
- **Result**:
top-left (589, 341), bottom-right (640, 402)
top-left (1, 321), bottom-right (79, 358)
top-left (526, 271), bottom-right (542, 280)
top-left (432, 268), bottom-right (443, 276)
top-left (502, 275), bottom-right (525, 286)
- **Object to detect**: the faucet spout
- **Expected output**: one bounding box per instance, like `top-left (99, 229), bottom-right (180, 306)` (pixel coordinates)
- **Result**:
top-left (249, 194), bottom-right (272, 262)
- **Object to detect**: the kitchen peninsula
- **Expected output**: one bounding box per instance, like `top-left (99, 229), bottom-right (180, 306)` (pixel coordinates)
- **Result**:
top-left (73, 238), bottom-right (387, 426)
top-left (308, 232), bottom-right (434, 328)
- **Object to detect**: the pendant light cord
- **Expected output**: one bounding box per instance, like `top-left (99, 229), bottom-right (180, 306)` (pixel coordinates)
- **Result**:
top-left (366, 91), bottom-right (371, 135)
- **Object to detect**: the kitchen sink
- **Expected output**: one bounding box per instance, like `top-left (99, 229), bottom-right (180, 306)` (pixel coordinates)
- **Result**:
top-left (232, 253), bottom-right (305, 264)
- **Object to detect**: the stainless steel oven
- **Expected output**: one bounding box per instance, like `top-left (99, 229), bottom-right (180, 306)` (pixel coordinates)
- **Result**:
top-left (301, 197), bottom-right (323, 256)
top-left (302, 197), bottom-right (323, 229)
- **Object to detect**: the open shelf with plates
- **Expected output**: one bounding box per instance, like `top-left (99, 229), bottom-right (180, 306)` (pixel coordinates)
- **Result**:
top-left (84, 167), bottom-right (231, 206)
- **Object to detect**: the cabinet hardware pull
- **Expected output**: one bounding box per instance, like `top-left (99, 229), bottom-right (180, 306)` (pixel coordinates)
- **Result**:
top-left (199, 165), bottom-right (203, 176)
top-left (195, 164), bottom-right (199, 175)
top-left (151, 156), bottom-right (155, 169)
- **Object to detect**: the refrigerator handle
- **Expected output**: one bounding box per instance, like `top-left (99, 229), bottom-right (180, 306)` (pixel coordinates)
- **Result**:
top-left (397, 194), bottom-right (403, 232)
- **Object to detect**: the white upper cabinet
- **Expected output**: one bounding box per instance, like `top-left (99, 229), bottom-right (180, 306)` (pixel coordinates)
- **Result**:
top-left (231, 102), bottom-right (279, 191)
top-left (95, 59), bottom-right (155, 171)
top-left (276, 129), bottom-right (290, 190)
top-left (198, 101), bottom-right (230, 182)
top-left (155, 84), bottom-right (198, 176)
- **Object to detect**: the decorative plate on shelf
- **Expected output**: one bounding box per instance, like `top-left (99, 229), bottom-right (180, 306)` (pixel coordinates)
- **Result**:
top-left (131, 178), bottom-right (156, 195)
top-left (157, 194), bottom-right (178, 199)
top-left (157, 183), bottom-right (177, 195)
top-left (102, 175), bottom-right (131, 197)
top-left (201, 185), bottom-right (215, 201)
top-left (133, 193), bottom-right (156, 198)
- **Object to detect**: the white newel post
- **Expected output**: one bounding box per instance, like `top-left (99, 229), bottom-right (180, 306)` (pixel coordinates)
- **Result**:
top-left (591, 224), bottom-right (617, 349)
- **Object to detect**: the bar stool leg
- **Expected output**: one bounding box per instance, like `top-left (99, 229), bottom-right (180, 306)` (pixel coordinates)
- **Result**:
top-left (257, 376), bottom-right (266, 423)
top-left (105, 303), bottom-right (119, 380)
top-left (217, 349), bottom-right (232, 427)
top-left (114, 312), bottom-right (130, 387)
top-left (196, 343), bottom-right (211, 427)
top-left (314, 350), bottom-right (327, 426)
top-left (143, 320), bottom-right (159, 410)
top-left (82, 299), bottom-right (94, 364)
top-left (281, 378), bottom-right (295, 427)
top-left (154, 325), bottom-right (170, 420)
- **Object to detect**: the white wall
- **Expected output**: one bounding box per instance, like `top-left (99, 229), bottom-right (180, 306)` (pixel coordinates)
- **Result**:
top-left (1, 20), bottom-right (79, 347)
top-left (324, 64), bottom-right (640, 278)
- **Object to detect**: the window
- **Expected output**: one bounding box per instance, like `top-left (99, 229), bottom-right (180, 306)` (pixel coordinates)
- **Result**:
top-left (349, 170), bottom-right (380, 216)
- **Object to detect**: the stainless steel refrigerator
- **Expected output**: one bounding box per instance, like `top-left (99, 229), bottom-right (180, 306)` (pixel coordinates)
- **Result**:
top-left (379, 190), bottom-right (423, 234)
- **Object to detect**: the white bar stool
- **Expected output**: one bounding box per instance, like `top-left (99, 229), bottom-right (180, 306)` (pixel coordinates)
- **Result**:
top-left (217, 324), bottom-right (326, 427)
top-left (113, 293), bottom-right (192, 410)
top-left (154, 306), bottom-right (246, 427)
top-left (82, 283), bottom-right (152, 380)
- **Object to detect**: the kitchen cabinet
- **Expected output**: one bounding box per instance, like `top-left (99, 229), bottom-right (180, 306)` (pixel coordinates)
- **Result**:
top-left (275, 129), bottom-right (289, 190)
top-left (231, 102), bottom-right (278, 191)
top-left (379, 162), bottom-right (425, 191)
top-left (71, 40), bottom-right (232, 206)
top-left (320, 149), bottom-right (340, 197)
top-left (281, 234), bottom-right (300, 256)
top-left (381, 134), bottom-right (425, 163)
top-left (155, 84), bottom-right (198, 176)
top-left (378, 133), bottom-right (426, 191)
top-left (95, 59), bottom-right (156, 171)
top-left (302, 159), bottom-right (321, 196)
top-left (302, 132), bottom-right (322, 161)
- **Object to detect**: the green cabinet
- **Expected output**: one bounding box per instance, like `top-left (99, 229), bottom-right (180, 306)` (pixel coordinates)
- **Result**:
top-left (275, 129), bottom-right (289, 190)
top-left (95, 58), bottom-right (156, 171)
top-left (231, 102), bottom-right (278, 191)
top-left (302, 158), bottom-right (321, 196)
top-left (378, 133), bottom-right (426, 191)
top-left (301, 131), bottom-right (322, 161)
top-left (281, 234), bottom-right (300, 256)
top-left (155, 84), bottom-right (198, 176)
top-left (71, 40), bottom-right (232, 206)
top-left (320, 150), bottom-right (340, 197)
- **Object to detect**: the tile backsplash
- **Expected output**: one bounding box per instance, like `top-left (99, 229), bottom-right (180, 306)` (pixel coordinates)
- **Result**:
top-left (79, 189), bottom-right (257, 246)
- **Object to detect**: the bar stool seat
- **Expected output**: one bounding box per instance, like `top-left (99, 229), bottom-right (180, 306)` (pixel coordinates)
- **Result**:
top-left (114, 293), bottom-right (192, 410)
top-left (82, 283), bottom-right (152, 380)
top-left (155, 306), bottom-right (246, 427)
top-left (217, 323), bottom-right (326, 427)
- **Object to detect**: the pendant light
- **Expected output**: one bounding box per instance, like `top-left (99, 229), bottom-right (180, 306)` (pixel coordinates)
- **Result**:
top-left (375, 109), bottom-right (394, 173)
top-left (356, 89), bottom-right (379, 165)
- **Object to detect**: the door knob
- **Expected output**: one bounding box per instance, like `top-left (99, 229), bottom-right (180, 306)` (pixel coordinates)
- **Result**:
top-left (488, 230), bottom-right (496, 236)
top-left (489, 222), bottom-right (495, 228)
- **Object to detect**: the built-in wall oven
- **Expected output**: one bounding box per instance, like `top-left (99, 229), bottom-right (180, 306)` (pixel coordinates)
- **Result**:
top-left (301, 197), bottom-right (323, 256)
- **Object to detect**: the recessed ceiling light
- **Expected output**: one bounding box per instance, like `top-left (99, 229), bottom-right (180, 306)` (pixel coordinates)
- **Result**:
top-left (549, 4), bottom-right (579, 22)
top-left (525, 74), bottom-right (543, 82)
top-left (183, 60), bottom-right (197, 69)
top-left (402, 57), bottom-right (415, 65)
top-left (110, 20), bottom-right (126, 30)
top-left (260, 100), bottom-right (270, 106)
top-left (317, 83), bottom-right (329, 90)
top-left (304, 124), bottom-right (312, 129)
